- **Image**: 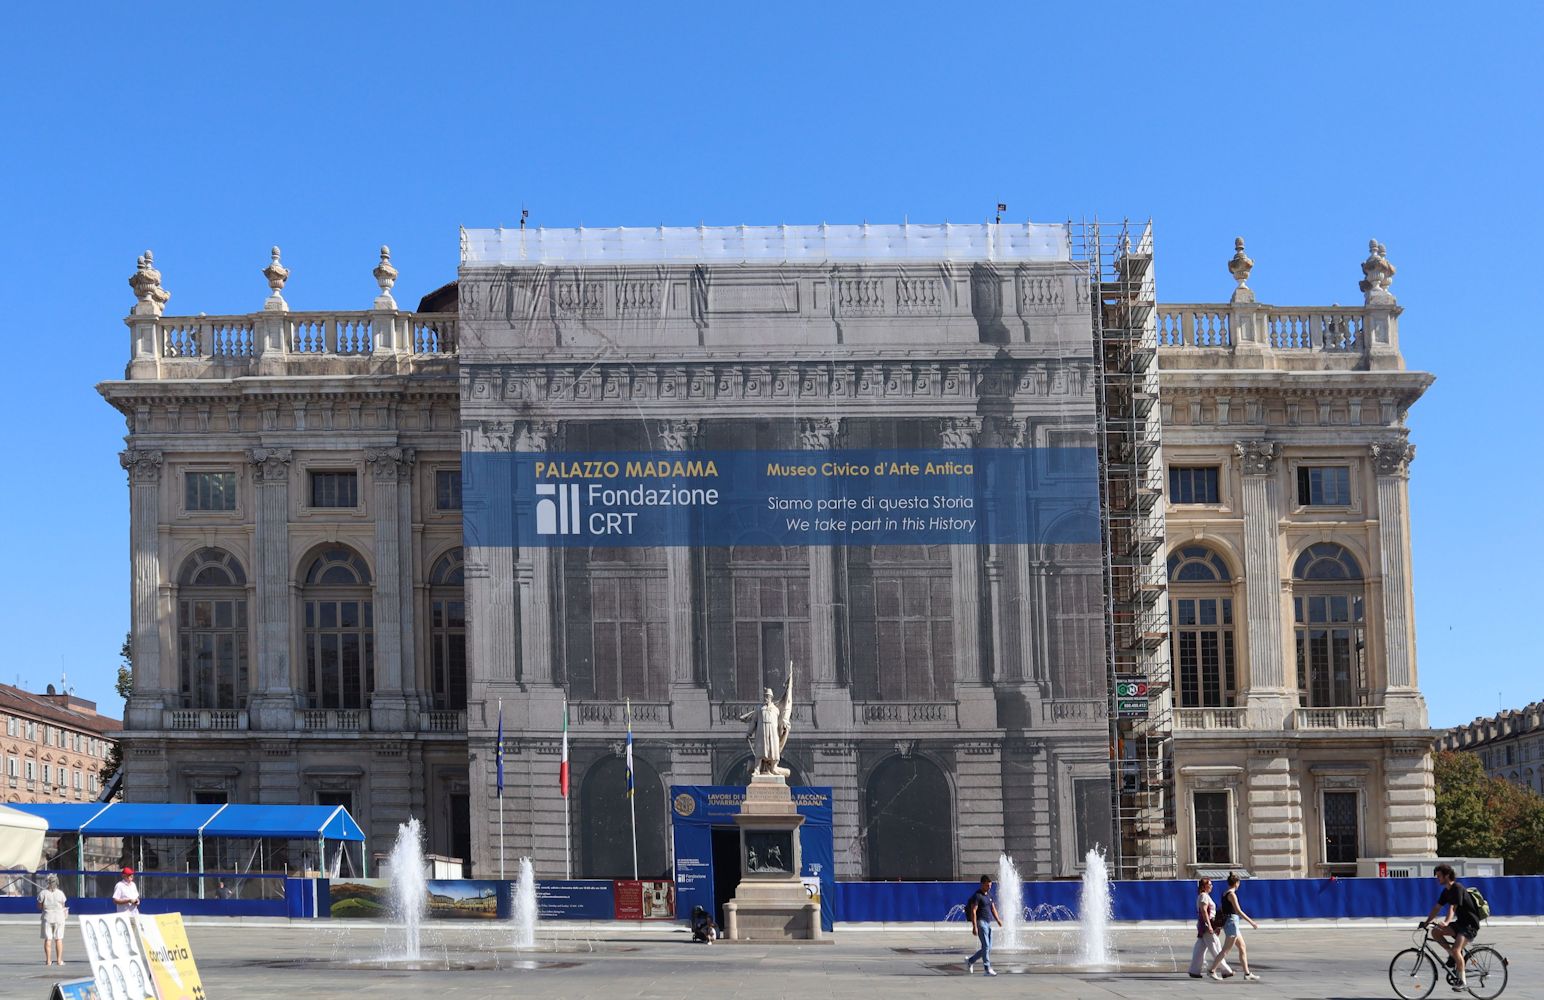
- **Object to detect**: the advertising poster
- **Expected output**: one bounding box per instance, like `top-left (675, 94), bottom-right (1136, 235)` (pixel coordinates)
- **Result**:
top-left (79, 913), bottom-right (155, 1000)
top-left (50, 979), bottom-right (102, 1000)
top-left (426, 879), bottom-right (499, 919)
top-left (613, 879), bottom-right (674, 919)
top-left (137, 913), bottom-right (206, 1000)
top-left (328, 877), bottom-right (389, 918)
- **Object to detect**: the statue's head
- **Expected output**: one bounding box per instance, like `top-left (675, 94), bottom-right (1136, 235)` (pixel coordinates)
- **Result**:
top-left (764, 688), bottom-right (774, 702)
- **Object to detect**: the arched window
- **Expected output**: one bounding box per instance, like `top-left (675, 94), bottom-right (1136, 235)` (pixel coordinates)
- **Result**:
top-left (865, 754), bottom-right (953, 879)
top-left (176, 548), bottom-right (249, 709)
top-left (848, 545), bottom-right (955, 701)
top-left (301, 546), bottom-right (375, 710)
top-left (1292, 543), bottom-right (1366, 707)
top-left (579, 755), bottom-right (666, 878)
top-left (429, 549), bottom-right (466, 711)
top-left (1167, 545), bottom-right (1236, 708)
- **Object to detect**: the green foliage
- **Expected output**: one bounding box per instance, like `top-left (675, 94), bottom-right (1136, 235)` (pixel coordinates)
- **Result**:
top-left (116, 632), bottom-right (133, 699)
top-left (1433, 750), bottom-right (1544, 874)
top-left (331, 897), bottom-right (386, 918)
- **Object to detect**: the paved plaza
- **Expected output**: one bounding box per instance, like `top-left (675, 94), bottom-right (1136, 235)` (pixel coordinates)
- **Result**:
top-left (1, 919), bottom-right (1540, 999)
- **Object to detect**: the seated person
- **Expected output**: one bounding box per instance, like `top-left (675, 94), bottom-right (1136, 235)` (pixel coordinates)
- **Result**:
top-left (690, 905), bottom-right (717, 943)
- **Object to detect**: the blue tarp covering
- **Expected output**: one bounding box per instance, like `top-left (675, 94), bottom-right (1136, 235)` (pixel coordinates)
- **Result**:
top-left (9, 802), bottom-right (365, 842)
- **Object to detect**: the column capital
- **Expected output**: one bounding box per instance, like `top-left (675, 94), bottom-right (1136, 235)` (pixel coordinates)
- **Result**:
top-left (365, 446), bottom-right (417, 482)
top-left (1233, 439), bottom-right (1279, 476)
top-left (797, 417), bottom-right (843, 450)
top-left (1370, 439), bottom-right (1416, 478)
top-left (940, 416), bottom-right (983, 449)
top-left (245, 447), bottom-right (293, 483)
top-left (119, 448), bottom-right (164, 484)
top-left (656, 418), bottom-right (701, 451)
top-left (984, 415), bottom-right (1029, 448)
top-left (516, 420), bottom-right (561, 452)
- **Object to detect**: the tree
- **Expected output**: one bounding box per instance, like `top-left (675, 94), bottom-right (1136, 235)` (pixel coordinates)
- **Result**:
top-left (98, 632), bottom-right (131, 793)
top-left (1433, 749), bottom-right (1544, 874)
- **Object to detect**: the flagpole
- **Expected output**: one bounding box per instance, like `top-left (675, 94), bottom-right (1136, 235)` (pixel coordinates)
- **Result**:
top-left (627, 697), bottom-right (638, 881)
top-left (497, 698), bottom-right (505, 881)
top-left (563, 696), bottom-right (573, 880)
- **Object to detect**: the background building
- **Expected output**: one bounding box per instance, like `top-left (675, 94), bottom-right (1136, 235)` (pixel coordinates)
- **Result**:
top-left (1440, 703), bottom-right (1544, 794)
top-left (99, 223), bottom-right (1439, 880)
top-left (1, 683), bottom-right (120, 805)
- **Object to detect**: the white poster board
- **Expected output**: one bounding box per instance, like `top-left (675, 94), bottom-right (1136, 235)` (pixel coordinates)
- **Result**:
top-left (79, 913), bottom-right (156, 1000)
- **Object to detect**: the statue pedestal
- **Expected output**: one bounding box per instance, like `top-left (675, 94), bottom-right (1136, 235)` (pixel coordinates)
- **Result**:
top-left (722, 774), bottom-right (824, 942)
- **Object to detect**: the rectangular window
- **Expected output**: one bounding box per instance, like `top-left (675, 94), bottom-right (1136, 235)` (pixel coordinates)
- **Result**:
top-left (6, 756), bottom-right (15, 778)
top-left (1169, 466), bottom-right (1221, 505)
top-left (1297, 465), bottom-right (1351, 506)
top-left (26, 760), bottom-right (36, 781)
top-left (73, 769), bottom-right (81, 790)
top-left (309, 471), bottom-right (359, 508)
top-left (1323, 790), bottom-right (1360, 864)
top-left (42, 764), bottom-right (51, 785)
top-left (436, 470), bottom-right (462, 511)
top-left (1193, 790), bottom-right (1232, 864)
top-left (185, 471), bottom-right (238, 511)
top-left (4, 716), bottom-right (13, 736)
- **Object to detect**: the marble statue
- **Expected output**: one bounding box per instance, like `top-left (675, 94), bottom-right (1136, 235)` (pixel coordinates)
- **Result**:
top-left (740, 670), bottom-right (794, 778)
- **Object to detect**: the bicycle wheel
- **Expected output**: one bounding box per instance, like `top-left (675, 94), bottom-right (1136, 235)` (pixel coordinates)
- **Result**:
top-left (1390, 948), bottom-right (1438, 999)
top-left (1464, 947), bottom-right (1508, 1000)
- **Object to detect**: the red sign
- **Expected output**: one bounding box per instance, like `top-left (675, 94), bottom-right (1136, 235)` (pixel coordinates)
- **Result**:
top-left (1378, 861), bottom-right (1388, 878)
top-left (613, 879), bottom-right (675, 919)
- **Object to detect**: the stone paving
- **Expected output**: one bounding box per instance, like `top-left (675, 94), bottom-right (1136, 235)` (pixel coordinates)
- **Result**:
top-left (1, 919), bottom-right (1540, 999)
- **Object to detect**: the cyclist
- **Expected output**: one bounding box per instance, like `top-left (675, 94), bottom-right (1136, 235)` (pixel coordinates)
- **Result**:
top-left (1420, 864), bottom-right (1479, 992)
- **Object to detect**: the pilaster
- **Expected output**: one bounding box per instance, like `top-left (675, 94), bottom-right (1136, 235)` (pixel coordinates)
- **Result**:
top-left (1235, 440), bottom-right (1292, 729)
top-left (813, 743), bottom-right (860, 877)
top-left (366, 446), bottom-right (415, 731)
top-left (1384, 743), bottom-right (1438, 857)
top-left (121, 449), bottom-right (166, 729)
top-left (660, 418), bottom-right (710, 729)
top-left (1371, 439), bottom-right (1426, 728)
top-left (955, 742), bottom-right (1006, 879)
top-left (247, 448), bottom-right (296, 729)
top-left (942, 418), bottom-right (994, 728)
top-left (799, 418), bottom-right (852, 733)
top-left (1244, 746), bottom-right (1303, 877)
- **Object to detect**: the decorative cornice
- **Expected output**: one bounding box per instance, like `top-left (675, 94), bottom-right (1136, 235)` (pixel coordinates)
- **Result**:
top-left (1233, 439), bottom-right (1278, 476)
top-left (119, 449), bottom-right (164, 484)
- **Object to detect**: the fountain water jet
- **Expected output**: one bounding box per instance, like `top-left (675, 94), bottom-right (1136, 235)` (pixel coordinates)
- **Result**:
top-left (512, 857), bottom-right (538, 949)
top-left (995, 853), bottom-right (1025, 951)
top-left (1075, 846), bottom-right (1114, 969)
top-left (385, 817), bottom-right (428, 961)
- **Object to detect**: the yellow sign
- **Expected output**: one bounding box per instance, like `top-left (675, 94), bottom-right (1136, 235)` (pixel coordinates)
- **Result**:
top-left (136, 913), bottom-right (207, 1000)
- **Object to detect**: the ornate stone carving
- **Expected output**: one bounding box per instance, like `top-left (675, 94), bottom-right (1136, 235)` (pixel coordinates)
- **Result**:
top-left (1359, 239), bottom-right (1397, 304)
top-left (656, 418), bottom-right (700, 451)
top-left (245, 447), bottom-right (293, 483)
top-left (365, 446), bottom-right (417, 481)
top-left (262, 246), bottom-right (290, 312)
top-left (1233, 439), bottom-right (1278, 476)
top-left (939, 416), bottom-right (982, 449)
top-left (516, 420), bottom-right (559, 452)
top-left (985, 415), bottom-right (1029, 448)
top-left (797, 417), bottom-right (842, 450)
top-left (1228, 236), bottom-right (1254, 305)
top-left (373, 245), bottom-right (398, 310)
top-left (128, 251), bottom-right (171, 314)
top-left (893, 739), bottom-right (916, 759)
top-left (1370, 439), bottom-right (1416, 478)
top-left (118, 449), bottom-right (164, 484)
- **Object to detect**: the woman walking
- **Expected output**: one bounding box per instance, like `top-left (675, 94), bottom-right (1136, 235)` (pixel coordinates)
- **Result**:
top-left (1188, 877), bottom-right (1232, 978)
top-left (1205, 872), bottom-right (1260, 981)
top-left (37, 873), bottom-right (68, 966)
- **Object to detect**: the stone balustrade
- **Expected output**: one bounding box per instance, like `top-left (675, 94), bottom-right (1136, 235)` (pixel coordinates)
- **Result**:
top-left (715, 702), bottom-right (815, 726)
top-left (420, 710), bottom-right (466, 733)
top-left (1173, 707), bottom-right (1247, 731)
top-left (299, 709), bottom-right (365, 731)
top-left (854, 701), bottom-right (959, 726)
top-left (164, 709), bottom-right (248, 731)
top-left (570, 700), bottom-right (672, 727)
top-left (1040, 699), bottom-right (1108, 726)
top-left (1292, 706), bottom-right (1388, 730)
top-left (142, 310), bottom-right (458, 366)
top-left (1157, 303), bottom-right (1391, 359)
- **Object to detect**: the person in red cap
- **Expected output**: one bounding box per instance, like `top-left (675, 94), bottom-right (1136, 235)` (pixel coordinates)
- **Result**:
top-left (111, 868), bottom-right (140, 913)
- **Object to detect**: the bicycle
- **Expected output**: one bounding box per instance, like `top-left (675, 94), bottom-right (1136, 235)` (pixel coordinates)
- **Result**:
top-left (1389, 923), bottom-right (1508, 999)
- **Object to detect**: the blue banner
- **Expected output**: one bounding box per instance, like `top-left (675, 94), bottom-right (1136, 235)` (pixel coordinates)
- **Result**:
top-left (670, 785), bottom-right (834, 932)
top-left (463, 448), bottom-right (1098, 548)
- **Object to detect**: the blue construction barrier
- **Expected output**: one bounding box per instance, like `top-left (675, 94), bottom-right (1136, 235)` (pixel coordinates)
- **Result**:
top-left (831, 875), bottom-right (1544, 922)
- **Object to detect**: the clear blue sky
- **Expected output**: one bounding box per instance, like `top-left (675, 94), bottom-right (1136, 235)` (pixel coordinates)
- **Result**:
top-left (0, 3), bottom-right (1536, 729)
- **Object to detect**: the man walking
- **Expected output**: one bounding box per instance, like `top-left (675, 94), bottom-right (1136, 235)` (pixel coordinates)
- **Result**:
top-left (966, 874), bottom-right (1003, 976)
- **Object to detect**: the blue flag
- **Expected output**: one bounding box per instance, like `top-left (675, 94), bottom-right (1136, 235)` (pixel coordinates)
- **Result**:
top-left (495, 701), bottom-right (505, 798)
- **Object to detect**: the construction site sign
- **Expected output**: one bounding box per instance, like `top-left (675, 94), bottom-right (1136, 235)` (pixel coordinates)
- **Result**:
top-left (1114, 675), bottom-right (1150, 718)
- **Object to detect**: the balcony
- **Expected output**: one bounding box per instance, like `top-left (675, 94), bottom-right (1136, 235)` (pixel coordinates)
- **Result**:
top-left (1041, 700), bottom-right (1108, 727)
top-left (420, 711), bottom-right (466, 733)
top-left (1156, 299), bottom-right (1402, 372)
top-left (715, 702), bottom-right (815, 726)
top-left (299, 709), bottom-right (365, 732)
top-left (569, 701), bottom-right (671, 727)
top-left (164, 709), bottom-right (248, 731)
top-left (854, 701), bottom-right (959, 727)
top-left (1174, 707), bottom-right (1247, 731)
top-left (1294, 706), bottom-right (1388, 730)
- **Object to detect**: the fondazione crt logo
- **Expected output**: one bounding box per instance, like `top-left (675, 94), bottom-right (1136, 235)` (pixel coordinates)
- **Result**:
top-left (467, 447), bottom-right (1102, 549)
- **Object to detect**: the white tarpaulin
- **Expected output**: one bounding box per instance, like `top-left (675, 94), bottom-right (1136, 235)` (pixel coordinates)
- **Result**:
top-left (0, 803), bottom-right (48, 871)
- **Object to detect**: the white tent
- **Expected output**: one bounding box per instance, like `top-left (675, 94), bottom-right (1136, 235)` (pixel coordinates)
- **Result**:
top-left (0, 803), bottom-right (48, 871)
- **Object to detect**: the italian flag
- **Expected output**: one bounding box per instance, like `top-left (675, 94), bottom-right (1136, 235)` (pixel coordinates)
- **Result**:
top-left (559, 699), bottom-right (570, 798)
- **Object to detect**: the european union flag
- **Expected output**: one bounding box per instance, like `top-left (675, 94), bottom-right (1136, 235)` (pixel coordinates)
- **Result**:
top-left (495, 702), bottom-right (505, 798)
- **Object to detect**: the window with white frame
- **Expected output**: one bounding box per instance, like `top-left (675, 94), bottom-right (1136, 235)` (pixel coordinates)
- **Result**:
top-left (26, 759), bottom-right (36, 781)
top-left (1193, 790), bottom-right (1232, 864)
top-left (42, 764), bottom-right (51, 785)
top-left (1293, 544), bottom-right (1367, 707)
top-left (5, 756), bottom-right (16, 778)
top-left (4, 715), bottom-right (13, 736)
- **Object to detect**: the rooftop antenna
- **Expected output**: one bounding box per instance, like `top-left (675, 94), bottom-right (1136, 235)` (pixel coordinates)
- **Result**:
top-left (519, 208), bottom-right (529, 230)
top-left (995, 203), bottom-right (1007, 224)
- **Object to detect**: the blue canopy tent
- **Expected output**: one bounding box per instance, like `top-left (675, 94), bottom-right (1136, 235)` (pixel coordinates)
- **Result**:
top-left (9, 802), bottom-right (367, 897)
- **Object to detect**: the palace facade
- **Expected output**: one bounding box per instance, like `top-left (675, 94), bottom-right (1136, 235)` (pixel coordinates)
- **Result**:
top-left (99, 224), bottom-right (1438, 880)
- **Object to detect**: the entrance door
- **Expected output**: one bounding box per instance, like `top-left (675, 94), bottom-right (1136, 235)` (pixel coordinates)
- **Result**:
top-left (710, 827), bottom-right (741, 928)
top-left (450, 793), bottom-right (471, 877)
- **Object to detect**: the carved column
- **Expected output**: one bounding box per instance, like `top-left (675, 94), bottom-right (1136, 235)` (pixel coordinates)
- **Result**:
top-left (942, 418), bottom-right (993, 727)
top-left (1371, 440), bottom-right (1426, 727)
top-left (366, 447), bottom-right (415, 730)
top-left (1235, 440), bottom-right (1291, 728)
top-left (517, 421), bottom-right (560, 690)
top-left (799, 418), bottom-right (844, 690)
top-left (659, 420), bottom-right (706, 726)
top-left (121, 449), bottom-right (165, 729)
top-left (246, 448), bottom-right (294, 729)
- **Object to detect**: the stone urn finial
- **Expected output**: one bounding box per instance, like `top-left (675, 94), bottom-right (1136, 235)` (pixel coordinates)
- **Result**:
top-left (373, 245), bottom-right (398, 309)
top-left (1227, 237), bottom-right (1255, 303)
top-left (128, 249), bottom-right (171, 315)
top-left (262, 246), bottom-right (290, 312)
top-left (1359, 238), bottom-right (1397, 305)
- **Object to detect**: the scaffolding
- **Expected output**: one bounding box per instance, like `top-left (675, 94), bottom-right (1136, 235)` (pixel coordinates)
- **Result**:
top-left (1079, 220), bottom-right (1176, 880)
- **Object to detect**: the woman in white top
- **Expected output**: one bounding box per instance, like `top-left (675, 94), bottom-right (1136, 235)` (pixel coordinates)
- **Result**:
top-left (1188, 877), bottom-right (1233, 978)
top-left (37, 873), bottom-right (69, 965)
